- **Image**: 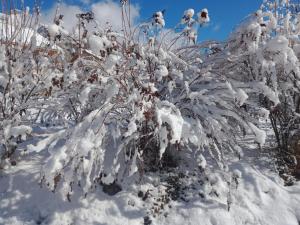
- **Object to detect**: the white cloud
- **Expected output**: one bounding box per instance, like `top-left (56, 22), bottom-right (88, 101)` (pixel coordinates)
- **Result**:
top-left (42, 3), bottom-right (83, 31)
top-left (42, 1), bottom-right (140, 32)
top-left (92, 0), bottom-right (139, 30)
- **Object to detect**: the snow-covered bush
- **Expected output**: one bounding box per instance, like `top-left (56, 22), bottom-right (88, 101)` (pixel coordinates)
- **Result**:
top-left (217, 0), bottom-right (300, 180)
top-left (2, 0), bottom-right (294, 201)
top-left (180, 8), bottom-right (210, 44)
top-left (13, 2), bottom-right (268, 199)
top-left (0, 7), bottom-right (52, 167)
top-left (0, 5), bottom-right (78, 168)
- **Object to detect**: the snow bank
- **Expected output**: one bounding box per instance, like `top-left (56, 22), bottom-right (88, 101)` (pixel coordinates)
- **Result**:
top-left (1, 154), bottom-right (299, 225)
top-left (158, 163), bottom-right (300, 225)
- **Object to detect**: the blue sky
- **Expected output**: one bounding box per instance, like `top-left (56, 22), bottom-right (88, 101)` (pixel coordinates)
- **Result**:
top-left (27, 0), bottom-right (263, 41)
top-left (129, 0), bottom-right (263, 40)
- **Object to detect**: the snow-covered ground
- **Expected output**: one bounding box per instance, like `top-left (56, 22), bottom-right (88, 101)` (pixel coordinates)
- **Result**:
top-left (1, 141), bottom-right (299, 225)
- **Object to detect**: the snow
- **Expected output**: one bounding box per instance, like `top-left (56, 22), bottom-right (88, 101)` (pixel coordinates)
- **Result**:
top-left (225, 83), bottom-right (248, 106)
top-left (156, 17), bottom-right (165, 27)
top-left (236, 89), bottom-right (248, 106)
top-left (264, 12), bottom-right (277, 30)
top-left (64, 70), bottom-right (78, 83)
top-left (27, 130), bottom-right (66, 153)
top-left (198, 8), bottom-right (210, 25)
top-left (158, 126), bottom-right (169, 159)
top-left (1, 148), bottom-right (300, 225)
top-left (4, 125), bottom-right (32, 140)
top-left (0, 156), bottom-right (145, 225)
top-left (259, 108), bottom-right (270, 120)
top-left (124, 120), bottom-right (137, 138)
top-left (182, 9), bottom-right (195, 24)
top-left (79, 87), bottom-right (91, 105)
top-left (265, 35), bottom-right (289, 52)
top-left (88, 35), bottom-right (111, 56)
top-left (155, 11), bottom-right (163, 19)
top-left (48, 24), bottom-right (60, 40)
top-left (248, 123), bottom-right (267, 146)
top-left (153, 11), bottom-right (165, 27)
top-left (226, 81), bottom-right (237, 96)
top-left (197, 154), bottom-right (207, 169)
top-left (160, 166), bottom-right (300, 225)
top-left (104, 54), bottom-right (121, 74)
top-left (233, 169), bottom-right (242, 179)
top-left (257, 82), bottom-right (280, 106)
top-left (156, 101), bottom-right (184, 145)
top-left (155, 65), bottom-right (169, 81)
top-left (184, 9), bottom-right (195, 19)
top-left (101, 174), bottom-right (115, 185)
